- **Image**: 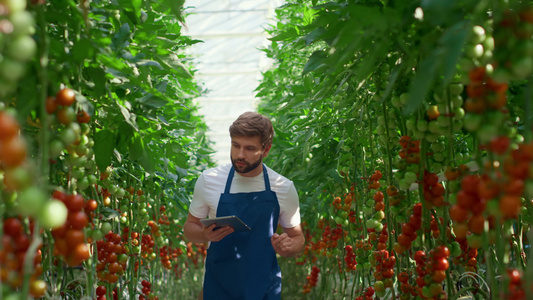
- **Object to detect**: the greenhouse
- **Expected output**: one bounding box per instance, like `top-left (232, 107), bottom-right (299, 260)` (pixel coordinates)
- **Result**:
top-left (0, 0), bottom-right (532, 299)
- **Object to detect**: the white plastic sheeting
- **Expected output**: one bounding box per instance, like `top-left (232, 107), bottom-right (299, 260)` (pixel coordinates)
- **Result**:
top-left (184, 0), bottom-right (283, 164)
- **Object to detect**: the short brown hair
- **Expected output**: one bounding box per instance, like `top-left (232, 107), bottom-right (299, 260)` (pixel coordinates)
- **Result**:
top-left (229, 112), bottom-right (273, 147)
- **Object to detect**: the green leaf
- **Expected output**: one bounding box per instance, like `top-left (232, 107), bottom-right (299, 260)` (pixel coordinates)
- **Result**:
top-left (269, 27), bottom-right (299, 42)
top-left (118, 0), bottom-right (142, 22)
top-left (440, 20), bottom-right (469, 82)
top-left (72, 38), bottom-right (95, 62)
top-left (156, 54), bottom-right (192, 78)
top-left (94, 130), bottom-right (117, 172)
top-left (129, 133), bottom-right (154, 172)
top-left (303, 50), bottom-right (328, 75)
top-left (405, 57), bottom-right (439, 114)
top-left (100, 207), bottom-right (121, 220)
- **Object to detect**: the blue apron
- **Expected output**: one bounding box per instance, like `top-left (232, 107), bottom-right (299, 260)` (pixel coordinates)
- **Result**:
top-left (203, 165), bottom-right (282, 300)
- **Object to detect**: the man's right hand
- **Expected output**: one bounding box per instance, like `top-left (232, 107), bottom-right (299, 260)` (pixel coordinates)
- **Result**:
top-left (203, 224), bottom-right (235, 242)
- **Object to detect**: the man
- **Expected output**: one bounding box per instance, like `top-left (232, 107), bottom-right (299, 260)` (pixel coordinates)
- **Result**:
top-left (184, 111), bottom-right (305, 300)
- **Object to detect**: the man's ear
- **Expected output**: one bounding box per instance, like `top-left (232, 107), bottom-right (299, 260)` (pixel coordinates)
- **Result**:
top-left (263, 144), bottom-right (272, 158)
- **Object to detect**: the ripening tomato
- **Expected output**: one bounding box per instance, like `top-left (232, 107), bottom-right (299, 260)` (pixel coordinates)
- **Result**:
top-left (56, 88), bottom-right (76, 106)
top-left (72, 243), bottom-right (90, 262)
top-left (432, 270), bottom-right (446, 283)
top-left (76, 110), bottom-right (91, 123)
top-left (45, 96), bottom-right (58, 114)
top-left (499, 195), bottom-right (522, 219)
top-left (85, 199), bottom-right (98, 212)
top-left (449, 204), bottom-right (469, 222)
top-left (0, 136), bottom-right (27, 167)
top-left (29, 279), bottom-right (47, 298)
top-left (65, 229), bottom-right (85, 248)
top-left (0, 111), bottom-right (20, 140)
top-left (373, 191), bottom-right (384, 202)
top-left (56, 106), bottom-right (76, 125)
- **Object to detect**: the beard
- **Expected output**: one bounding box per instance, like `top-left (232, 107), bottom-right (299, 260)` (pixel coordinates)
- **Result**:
top-left (231, 155), bottom-right (263, 174)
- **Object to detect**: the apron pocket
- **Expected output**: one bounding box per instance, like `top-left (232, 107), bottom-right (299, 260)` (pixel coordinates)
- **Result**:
top-left (212, 258), bottom-right (245, 299)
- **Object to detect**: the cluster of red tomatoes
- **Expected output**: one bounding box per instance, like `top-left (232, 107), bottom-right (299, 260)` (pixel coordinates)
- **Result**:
top-left (344, 245), bottom-right (356, 271)
top-left (50, 191), bottom-right (95, 267)
top-left (422, 171), bottom-right (446, 208)
top-left (302, 265), bottom-right (320, 294)
top-left (139, 279), bottom-right (158, 300)
top-left (394, 203), bottom-right (422, 254)
top-left (1, 217), bottom-right (46, 298)
top-left (371, 248), bottom-right (396, 292)
top-left (46, 88), bottom-right (90, 125)
top-left (413, 245), bottom-right (451, 299)
top-left (159, 245), bottom-right (181, 270)
top-left (95, 231), bottom-right (128, 284)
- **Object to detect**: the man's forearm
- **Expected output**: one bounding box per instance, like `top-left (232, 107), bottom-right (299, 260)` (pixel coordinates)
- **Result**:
top-left (286, 234), bottom-right (305, 257)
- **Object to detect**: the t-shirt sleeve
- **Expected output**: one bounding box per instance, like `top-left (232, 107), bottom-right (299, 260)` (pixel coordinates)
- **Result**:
top-left (189, 174), bottom-right (209, 219)
top-left (279, 182), bottom-right (301, 228)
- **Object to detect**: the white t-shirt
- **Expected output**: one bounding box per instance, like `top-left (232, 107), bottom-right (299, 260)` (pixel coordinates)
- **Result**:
top-left (189, 163), bottom-right (301, 229)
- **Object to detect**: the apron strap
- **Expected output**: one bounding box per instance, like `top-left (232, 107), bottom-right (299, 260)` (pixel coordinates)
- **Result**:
top-left (224, 167), bottom-right (235, 194)
top-left (224, 164), bottom-right (272, 193)
top-left (262, 164), bottom-right (272, 191)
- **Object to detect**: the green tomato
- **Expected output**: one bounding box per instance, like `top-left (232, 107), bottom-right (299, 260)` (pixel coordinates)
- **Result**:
top-left (436, 115), bottom-right (450, 127)
top-left (433, 153), bottom-right (445, 162)
top-left (428, 120), bottom-right (440, 134)
top-left (0, 58), bottom-right (26, 82)
top-left (406, 118), bottom-right (416, 131)
top-left (38, 199), bottom-right (68, 229)
top-left (398, 179), bottom-right (410, 191)
top-left (399, 93), bottom-right (408, 105)
top-left (4, 0), bottom-right (26, 14)
top-left (373, 211), bottom-right (385, 221)
top-left (416, 120), bottom-right (428, 132)
top-left (463, 113), bottom-right (482, 132)
top-left (59, 127), bottom-right (78, 146)
top-left (476, 124), bottom-right (497, 144)
top-left (449, 83), bottom-right (464, 96)
top-left (17, 187), bottom-right (47, 217)
top-left (427, 132), bottom-right (440, 143)
top-left (114, 188), bottom-right (126, 198)
top-left (512, 57), bottom-right (533, 78)
top-left (413, 130), bottom-right (425, 140)
top-left (101, 222), bottom-right (113, 234)
top-left (6, 35), bottom-right (36, 62)
top-left (77, 176), bottom-right (90, 190)
top-left (9, 11), bottom-right (35, 36)
top-left (391, 96), bottom-right (401, 108)
top-left (404, 171), bottom-right (417, 184)
top-left (466, 43), bottom-right (484, 59)
top-left (366, 218), bottom-right (377, 229)
top-left (471, 25), bottom-right (486, 44)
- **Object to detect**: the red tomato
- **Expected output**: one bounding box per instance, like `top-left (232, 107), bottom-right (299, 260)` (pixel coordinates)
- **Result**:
top-left (3, 217), bottom-right (23, 238)
top-left (433, 258), bottom-right (449, 271)
top-left (56, 88), bottom-right (76, 106)
top-left (0, 111), bottom-right (20, 140)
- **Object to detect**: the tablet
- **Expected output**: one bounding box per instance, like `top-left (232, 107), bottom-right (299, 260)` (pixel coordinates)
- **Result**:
top-left (200, 215), bottom-right (251, 232)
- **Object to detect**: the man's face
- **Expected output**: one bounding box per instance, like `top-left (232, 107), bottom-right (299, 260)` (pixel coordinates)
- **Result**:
top-left (230, 136), bottom-right (270, 176)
